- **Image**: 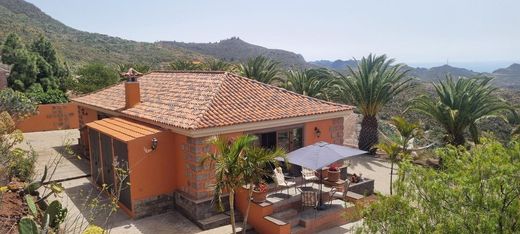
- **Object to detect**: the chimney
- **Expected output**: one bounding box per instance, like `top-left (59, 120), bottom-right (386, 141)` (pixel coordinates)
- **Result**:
top-left (121, 68), bottom-right (143, 109)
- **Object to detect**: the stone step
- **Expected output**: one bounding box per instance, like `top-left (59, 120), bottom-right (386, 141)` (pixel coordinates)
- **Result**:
top-left (291, 225), bottom-right (307, 234)
top-left (271, 208), bottom-right (298, 221)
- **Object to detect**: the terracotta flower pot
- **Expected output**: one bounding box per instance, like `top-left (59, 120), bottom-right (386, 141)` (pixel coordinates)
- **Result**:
top-left (327, 170), bottom-right (340, 182)
top-left (252, 190), bottom-right (267, 203)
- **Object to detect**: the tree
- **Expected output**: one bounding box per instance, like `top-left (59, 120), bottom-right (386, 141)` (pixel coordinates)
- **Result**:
top-left (241, 146), bottom-right (286, 233)
top-left (411, 76), bottom-right (510, 146)
top-left (203, 59), bottom-right (235, 72)
top-left (0, 88), bottom-right (37, 120)
top-left (239, 56), bottom-right (280, 84)
top-left (334, 54), bottom-right (412, 151)
top-left (169, 59), bottom-right (202, 70)
top-left (360, 138), bottom-right (520, 233)
top-left (281, 68), bottom-right (334, 100)
top-left (72, 63), bottom-right (120, 94)
top-left (1, 34), bottom-right (69, 92)
top-left (377, 116), bottom-right (420, 194)
top-left (202, 135), bottom-right (257, 234)
top-left (116, 63), bottom-right (151, 75)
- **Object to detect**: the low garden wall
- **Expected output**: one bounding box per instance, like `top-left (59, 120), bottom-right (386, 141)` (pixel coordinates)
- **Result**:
top-left (16, 103), bottom-right (79, 132)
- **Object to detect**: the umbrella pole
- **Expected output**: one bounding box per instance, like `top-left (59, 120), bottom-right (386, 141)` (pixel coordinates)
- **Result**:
top-left (318, 169), bottom-right (326, 210)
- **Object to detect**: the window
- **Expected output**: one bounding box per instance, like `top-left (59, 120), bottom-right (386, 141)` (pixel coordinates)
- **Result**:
top-left (255, 127), bottom-right (303, 152)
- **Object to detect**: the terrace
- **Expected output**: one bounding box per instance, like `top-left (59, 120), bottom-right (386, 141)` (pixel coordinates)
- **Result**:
top-left (236, 168), bottom-right (375, 234)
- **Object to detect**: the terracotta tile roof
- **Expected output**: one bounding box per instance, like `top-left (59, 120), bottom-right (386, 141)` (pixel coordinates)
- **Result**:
top-left (73, 71), bottom-right (352, 130)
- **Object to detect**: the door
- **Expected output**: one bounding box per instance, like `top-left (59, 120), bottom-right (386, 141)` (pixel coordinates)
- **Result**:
top-left (88, 129), bottom-right (103, 186)
top-left (113, 139), bottom-right (132, 210)
top-left (100, 133), bottom-right (115, 188)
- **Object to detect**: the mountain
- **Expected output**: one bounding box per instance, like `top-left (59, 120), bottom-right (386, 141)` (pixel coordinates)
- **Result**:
top-left (409, 65), bottom-right (480, 81)
top-left (158, 37), bottom-right (310, 68)
top-left (310, 59), bottom-right (357, 71)
top-left (315, 59), bottom-right (520, 86)
top-left (0, 0), bottom-right (206, 68)
top-left (492, 63), bottom-right (520, 88)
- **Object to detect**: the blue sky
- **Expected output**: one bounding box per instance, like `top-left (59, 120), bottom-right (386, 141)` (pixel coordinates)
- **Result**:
top-left (26, 0), bottom-right (520, 72)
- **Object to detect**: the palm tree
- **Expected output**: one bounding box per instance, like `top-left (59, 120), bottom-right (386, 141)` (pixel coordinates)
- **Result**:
top-left (377, 116), bottom-right (420, 194)
top-left (281, 68), bottom-right (334, 100)
top-left (334, 54), bottom-right (412, 151)
top-left (241, 147), bottom-right (286, 234)
top-left (203, 59), bottom-right (235, 72)
top-left (169, 59), bottom-right (202, 70)
top-left (411, 76), bottom-right (510, 146)
top-left (238, 56), bottom-right (280, 84)
top-left (202, 135), bottom-right (256, 234)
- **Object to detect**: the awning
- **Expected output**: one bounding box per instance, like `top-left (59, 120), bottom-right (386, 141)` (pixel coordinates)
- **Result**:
top-left (283, 141), bottom-right (367, 170)
top-left (86, 117), bottom-right (162, 142)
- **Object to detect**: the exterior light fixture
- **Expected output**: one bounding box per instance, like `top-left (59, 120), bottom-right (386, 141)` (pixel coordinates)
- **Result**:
top-left (151, 138), bottom-right (158, 150)
top-left (314, 127), bottom-right (321, 138)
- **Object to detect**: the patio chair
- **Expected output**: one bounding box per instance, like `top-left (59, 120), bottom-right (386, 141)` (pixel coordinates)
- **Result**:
top-left (301, 189), bottom-right (318, 210)
top-left (272, 167), bottom-right (297, 195)
top-left (301, 167), bottom-right (318, 186)
top-left (329, 180), bottom-right (351, 205)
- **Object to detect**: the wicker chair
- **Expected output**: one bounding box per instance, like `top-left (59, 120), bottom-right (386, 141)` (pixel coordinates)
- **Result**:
top-left (330, 180), bottom-right (351, 204)
top-left (301, 167), bottom-right (318, 186)
top-left (272, 167), bottom-right (297, 195)
top-left (301, 189), bottom-right (318, 210)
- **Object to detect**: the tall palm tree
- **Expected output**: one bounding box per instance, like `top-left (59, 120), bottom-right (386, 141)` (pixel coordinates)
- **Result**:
top-left (202, 135), bottom-right (257, 234)
top-left (334, 54), bottom-right (412, 151)
top-left (241, 147), bottom-right (286, 234)
top-left (169, 59), bottom-right (202, 70)
top-left (281, 68), bottom-right (334, 100)
top-left (203, 59), bottom-right (235, 72)
top-left (238, 56), bottom-right (280, 84)
top-left (411, 76), bottom-right (511, 146)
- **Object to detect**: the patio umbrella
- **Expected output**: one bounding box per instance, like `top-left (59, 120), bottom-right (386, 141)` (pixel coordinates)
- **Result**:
top-left (281, 141), bottom-right (367, 209)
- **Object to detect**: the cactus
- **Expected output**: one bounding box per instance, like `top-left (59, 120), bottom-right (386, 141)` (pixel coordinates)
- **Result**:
top-left (18, 217), bottom-right (38, 234)
top-left (24, 166), bottom-right (48, 195)
top-left (44, 200), bottom-right (67, 229)
top-left (24, 195), bottom-right (38, 217)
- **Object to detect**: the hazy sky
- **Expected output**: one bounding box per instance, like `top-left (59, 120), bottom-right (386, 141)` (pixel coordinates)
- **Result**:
top-left (26, 0), bottom-right (520, 72)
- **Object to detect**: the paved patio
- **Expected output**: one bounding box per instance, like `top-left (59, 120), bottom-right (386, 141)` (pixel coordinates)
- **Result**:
top-left (23, 129), bottom-right (392, 233)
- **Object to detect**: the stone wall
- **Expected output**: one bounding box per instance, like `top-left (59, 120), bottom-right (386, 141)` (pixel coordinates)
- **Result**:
top-left (181, 136), bottom-right (214, 200)
top-left (329, 117), bottom-right (345, 145)
top-left (133, 192), bottom-right (175, 218)
top-left (343, 112), bottom-right (359, 147)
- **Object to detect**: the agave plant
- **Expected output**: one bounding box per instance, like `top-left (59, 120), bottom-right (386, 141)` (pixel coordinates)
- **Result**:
top-left (411, 75), bottom-right (511, 146)
top-left (334, 54), bottom-right (412, 151)
top-left (238, 56), bottom-right (280, 84)
top-left (281, 68), bottom-right (334, 100)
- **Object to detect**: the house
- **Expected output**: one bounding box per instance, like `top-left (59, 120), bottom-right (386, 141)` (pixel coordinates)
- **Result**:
top-left (71, 71), bottom-right (353, 228)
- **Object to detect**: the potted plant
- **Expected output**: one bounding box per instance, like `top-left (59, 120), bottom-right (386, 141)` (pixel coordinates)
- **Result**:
top-left (252, 182), bottom-right (268, 203)
top-left (327, 165), bottom-right (340, 182)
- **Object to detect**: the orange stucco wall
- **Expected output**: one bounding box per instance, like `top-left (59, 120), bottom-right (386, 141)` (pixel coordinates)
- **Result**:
top-left (129, 131), bottom-right (185, 200)
top-left (236, 187), bottom-right (290, 234)
top-left (304, 118), bottom-right (335, 146)
top-left (16, 103), bottom-right (79, 132)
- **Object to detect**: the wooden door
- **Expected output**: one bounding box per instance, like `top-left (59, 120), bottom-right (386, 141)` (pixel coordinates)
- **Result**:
top-left (100, 133), bottom-right (115, 187)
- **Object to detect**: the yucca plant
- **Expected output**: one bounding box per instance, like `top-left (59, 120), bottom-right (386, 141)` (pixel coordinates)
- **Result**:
top-left (281, 68), bottom-right (334, 100)
top-left (202, 135), bottom-right (257, 234)
top-left (411, 76), bottom-right (511, 146)
top-left (239, 56), bottom-right (280, 84)
top-left (334, 54), bottom-right (412, 151)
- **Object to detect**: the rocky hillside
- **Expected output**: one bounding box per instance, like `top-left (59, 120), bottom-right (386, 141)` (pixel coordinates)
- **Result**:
top-left (0, 0), bottom-right (206, 68)
top-left (158, 37), bottom-right (310, 69)
top-left (492, 63), bottom-right (520, 88)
